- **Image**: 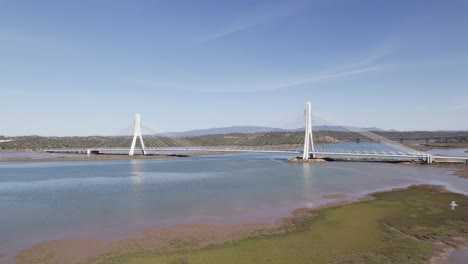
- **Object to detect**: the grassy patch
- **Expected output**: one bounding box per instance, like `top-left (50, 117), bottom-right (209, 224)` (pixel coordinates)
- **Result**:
top-left (88, 185), bottom-right (468, 264)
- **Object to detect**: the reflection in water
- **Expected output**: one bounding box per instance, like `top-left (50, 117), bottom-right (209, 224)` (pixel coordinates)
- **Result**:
top-left (129, 159), bottom-right (145, 228)
top-left (130, 159), bottom-right (144, 185)
top-left (302, 163), bottom-right (315, 206)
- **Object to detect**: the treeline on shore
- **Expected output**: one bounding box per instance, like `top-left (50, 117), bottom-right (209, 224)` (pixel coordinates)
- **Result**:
top-left (0, 131), bottom-right (467, 150)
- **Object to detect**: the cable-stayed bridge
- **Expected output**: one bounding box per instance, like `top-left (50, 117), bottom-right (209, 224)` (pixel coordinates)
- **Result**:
top-left (45, 102), bottom-right (468, 164)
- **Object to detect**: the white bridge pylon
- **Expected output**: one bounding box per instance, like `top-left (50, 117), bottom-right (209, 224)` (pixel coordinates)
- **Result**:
top-left (126, 102), bottom-right (435, 163)
top-left (303, 101), bottom-right (315, 160)
top-left (129, 113), bottom-right (146, 156)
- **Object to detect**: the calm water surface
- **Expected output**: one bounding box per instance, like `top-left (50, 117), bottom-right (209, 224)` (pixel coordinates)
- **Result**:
top-left (427, 148), bottom-right (468, 157)
top-left (1, 152), bottom-right (468, 262)
top-left (443, 249), bottom-right (468, 264)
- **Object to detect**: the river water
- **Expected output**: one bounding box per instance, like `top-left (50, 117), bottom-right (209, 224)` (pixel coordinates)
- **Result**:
top-left (1, 152), bottom-right (468, 263)
top-left (439, 249), bottom-right (468, 264)
top-left (427, 148), bottom-right (468, 157)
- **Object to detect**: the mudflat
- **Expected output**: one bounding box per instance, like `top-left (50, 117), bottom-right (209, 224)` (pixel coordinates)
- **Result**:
top-left (321, 193), bottom-right (347, 199)
top-left (0, 151), bottom-right (238, 163)
top-left (16, 185), bottom-right (468, 264)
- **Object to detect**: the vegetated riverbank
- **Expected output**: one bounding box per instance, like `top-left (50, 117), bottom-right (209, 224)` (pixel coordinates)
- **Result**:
top-left (15, 185), bottom-right (468, 264)
top-left (0, 151), bottom-right (239, 163)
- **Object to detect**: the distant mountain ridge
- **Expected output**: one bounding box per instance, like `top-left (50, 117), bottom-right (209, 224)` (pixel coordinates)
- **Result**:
top-left (160, 126), bottom-right (286, 137)
top-left (159, 125), bottom-right (390, 137)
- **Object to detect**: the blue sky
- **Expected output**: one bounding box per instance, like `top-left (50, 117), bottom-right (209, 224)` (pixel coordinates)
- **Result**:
top-left (1, 0), bottom-right (467, 136)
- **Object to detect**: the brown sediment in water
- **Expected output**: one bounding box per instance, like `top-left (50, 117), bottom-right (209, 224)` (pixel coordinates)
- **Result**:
top-left (15, 240), bottom-right (108, 264)
top-left (15, 195), bottom-right (366, 264)
top-left (454, 166), bottom-right (468, 179)
top-left (400, 161), bottom-right (468, 180)
top-left (321, 193), bottom-right (347, 199)
top-left (430, 163), bottom-right (468, 179)
top-left (16, 224), bottom-right (278, 264)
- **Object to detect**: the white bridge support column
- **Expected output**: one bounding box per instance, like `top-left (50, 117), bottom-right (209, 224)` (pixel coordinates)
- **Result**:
top-left (303, 101), bottom-right (316, 160)
top-left (427, 155), bottom-right (433, 164)
top-left (129, 113), bottom-right (147, 156)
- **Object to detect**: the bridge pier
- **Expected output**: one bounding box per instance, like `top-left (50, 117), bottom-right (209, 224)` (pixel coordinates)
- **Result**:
top-left (427, 155), bottom-right (433, 164)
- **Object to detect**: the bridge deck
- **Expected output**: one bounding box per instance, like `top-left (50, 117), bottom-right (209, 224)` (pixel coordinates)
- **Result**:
top-left (43, 147), bottom-right (468, 162)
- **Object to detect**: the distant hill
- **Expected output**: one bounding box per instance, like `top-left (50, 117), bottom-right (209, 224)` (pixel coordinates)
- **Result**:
top-left (158, 125), bottom-right (390, 137)
top-left (159, 126), bottom-right (287, 137)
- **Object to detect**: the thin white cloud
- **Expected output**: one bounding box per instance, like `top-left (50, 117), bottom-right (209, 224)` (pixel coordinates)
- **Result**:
top-left (139, 64), bottom-right (392, 93)
top-left (197, 4), bottom-right (302, 43)
top-left (263, 65), bottom-right (389, 91)
top-left (336, 41), bottom-right (396, 71)
top-left (139, 40), bottom-right (396, 93)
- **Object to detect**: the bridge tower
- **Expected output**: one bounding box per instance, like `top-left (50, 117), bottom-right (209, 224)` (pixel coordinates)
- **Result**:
top-left (129, 113), bottom-right (147, 156)
top-left (303, 101), bottom-right (316, 160)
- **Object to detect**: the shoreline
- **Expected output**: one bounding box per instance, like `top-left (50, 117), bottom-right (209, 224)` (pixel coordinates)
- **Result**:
top-left (400, 161), bottom-right (468, 179)
top-left (14, 194), bottom-right (370, 264)
top-left (0, 151), bottom-right (241, 163)
top-left (287, 156), bottom-right (468, 181)
top-left (409, 143), bottom-right (468, 151)
top-left (15, 184), bottom-right (468, 264)
top-left (432, 247), bottom-right (468, 264)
